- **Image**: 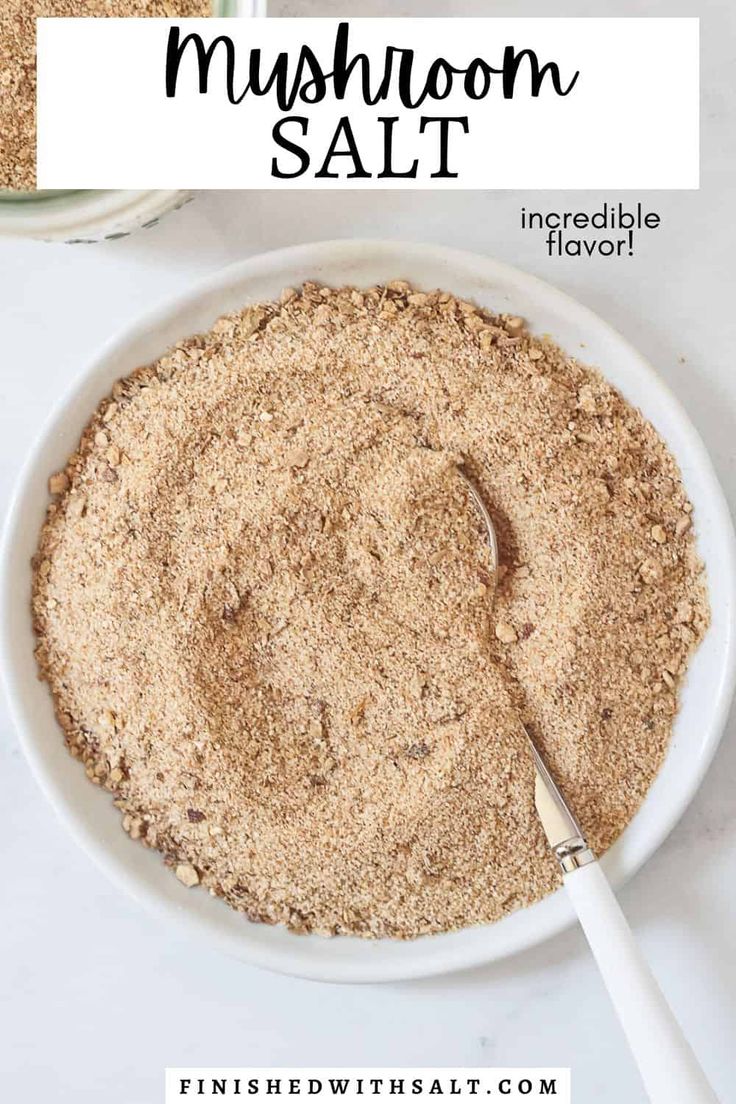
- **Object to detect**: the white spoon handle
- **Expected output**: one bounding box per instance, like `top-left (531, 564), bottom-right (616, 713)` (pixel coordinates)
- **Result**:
top-left (564, 861), bottom-right (718, 1104)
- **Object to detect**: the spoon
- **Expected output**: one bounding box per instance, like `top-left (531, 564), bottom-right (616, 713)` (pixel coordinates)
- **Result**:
top-left (457, 465), bottom-right (718, 1104)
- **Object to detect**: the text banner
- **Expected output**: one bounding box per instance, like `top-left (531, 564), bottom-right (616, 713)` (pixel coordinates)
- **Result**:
top-left (164, 1069), bottom-right (571, 1104)
top-left (37, 17), bottom-right (699, 189)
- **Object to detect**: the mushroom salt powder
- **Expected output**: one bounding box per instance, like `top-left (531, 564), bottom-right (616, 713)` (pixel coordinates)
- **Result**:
top-left (32, 283), bottom-right (708, 938)
top-left (0, 0), bottom-right (211, 191)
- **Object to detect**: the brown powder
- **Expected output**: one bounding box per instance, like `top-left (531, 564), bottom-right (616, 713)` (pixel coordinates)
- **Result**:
top-left (0, 0), bottom-right (212, 191)
top-left (32, 282), bottom-right (708, 939)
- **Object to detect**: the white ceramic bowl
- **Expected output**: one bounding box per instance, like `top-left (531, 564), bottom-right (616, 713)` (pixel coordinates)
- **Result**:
top-left (3, 240), bottom-right (735, 982)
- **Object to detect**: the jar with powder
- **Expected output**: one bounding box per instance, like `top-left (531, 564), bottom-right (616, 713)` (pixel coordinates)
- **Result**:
top-left (0, 0), bottom-right (265, 242)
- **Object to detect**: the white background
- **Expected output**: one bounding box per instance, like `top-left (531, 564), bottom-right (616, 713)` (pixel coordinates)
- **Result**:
top-left (2, 1), bottom-right (735, 1102)
top-left (36, 17), bottom-right (699, 189)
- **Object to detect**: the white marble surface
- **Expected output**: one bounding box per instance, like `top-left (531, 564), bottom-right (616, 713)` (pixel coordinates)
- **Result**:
top-left (2, 1), bottom-right (735, 1101)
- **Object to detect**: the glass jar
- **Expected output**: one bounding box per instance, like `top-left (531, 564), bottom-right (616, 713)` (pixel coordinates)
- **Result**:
top-left (0, 0), bottom-right (265, 242)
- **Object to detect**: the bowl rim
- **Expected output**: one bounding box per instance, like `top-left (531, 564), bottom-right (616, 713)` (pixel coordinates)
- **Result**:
top-left (3, 238), bottom-right (735, 983)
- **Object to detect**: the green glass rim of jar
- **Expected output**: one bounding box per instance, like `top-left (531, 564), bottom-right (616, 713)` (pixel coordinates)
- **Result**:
top-left (0, 190), bottom-right (87, 204)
